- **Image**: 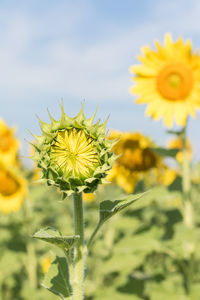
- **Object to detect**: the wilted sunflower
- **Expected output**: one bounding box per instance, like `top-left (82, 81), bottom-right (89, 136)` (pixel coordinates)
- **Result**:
top-left (168, 137), bottom-right (192, 163)
top-left (0, 162), bottom-right (27, 214)
top-left (0, 119), bottom-right (19, 165)
top-left (130, 34), bottom-right (200, 127)
top-left (107, 131), bottom-right (161, 193)
top-left (31, 104), bottom-right (115, 197)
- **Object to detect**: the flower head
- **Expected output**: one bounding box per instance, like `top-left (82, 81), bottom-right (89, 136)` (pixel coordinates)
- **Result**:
top-left (107, 131), bottom-right (161, 193)
top-left (0, 161), bottom-right (27, 213)
top-left (0, 119), bottom-right (19, 165)
top-left (31, 104), bottom-right (115, 197)
top-left (130, 34), bottom-right (200, 127)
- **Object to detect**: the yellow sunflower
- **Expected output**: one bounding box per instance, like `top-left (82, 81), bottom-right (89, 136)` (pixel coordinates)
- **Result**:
top-left (130, 33), bottom-right (200, 127)
top-left (40, 255), bottom-right (52, 274)
top-left (157, 167), bottom-right (177, 186)
top-left (82, 192), bottom-right (95, 203)
top-left (0, 162), bottom-right (27, 214)
top-left (107, 163), bottom-right (140, 194)
top-left (0, 119), bottom-right (19, 165)
top-left (168, 137), bottom-right (192, 163)
top-left (107, 131), bottom-right (161, 193)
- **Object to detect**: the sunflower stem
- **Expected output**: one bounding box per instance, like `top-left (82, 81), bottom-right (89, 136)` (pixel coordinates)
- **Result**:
top-left (181, 125), bottom-right (193, 228)
top-left (24, 197), bottom-right (37, 289)
top-left (86, 221), bottom-right (102, 253)
top-left (72, 193), bottom-right (85, 300)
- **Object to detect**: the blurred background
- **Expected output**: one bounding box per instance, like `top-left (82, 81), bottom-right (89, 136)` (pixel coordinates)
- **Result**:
top-left (1, 0), bottom-right (200, 159)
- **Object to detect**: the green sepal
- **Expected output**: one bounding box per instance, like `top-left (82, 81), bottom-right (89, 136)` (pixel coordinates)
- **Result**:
top-left (42, 256), bottom-right (72, 300)
top-left (99, 192), bottom-right (147, 224)
top-left (33, 227), bottom-right (79, 252)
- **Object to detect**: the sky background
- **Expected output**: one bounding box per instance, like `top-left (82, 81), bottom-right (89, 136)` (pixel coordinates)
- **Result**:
top-left (1, 0), bottom-right (200, 160)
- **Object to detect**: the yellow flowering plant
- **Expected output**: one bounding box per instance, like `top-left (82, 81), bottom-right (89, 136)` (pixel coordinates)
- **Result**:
top-left (130, 33), bottom-right (199, 228)
top-left (130, 33), bottom-right (200, 127)
top-left (31, 103), bottom-right (147, 300)
top-left (107, 130), bottom-right (176, 193)
top-left (0, 119), bottom-right (19, 165)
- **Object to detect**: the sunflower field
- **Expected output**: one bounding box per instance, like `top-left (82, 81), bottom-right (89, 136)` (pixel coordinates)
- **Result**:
top-left (2, 34), bottom-right (200, 300)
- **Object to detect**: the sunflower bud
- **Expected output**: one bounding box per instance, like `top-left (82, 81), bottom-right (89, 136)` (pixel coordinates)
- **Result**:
top-left (31, 103), bottom-right (116, 197)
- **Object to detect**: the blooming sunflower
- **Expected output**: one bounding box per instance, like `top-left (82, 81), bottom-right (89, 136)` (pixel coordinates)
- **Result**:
top-left (168, 137), bottom-right (192, 163)
top-left (130, 34), bottom-right (200, 127)
top-left (31, 104), bottom-right (115, 197)
top-left (107, 131), bottom-right (161, 193)
top-left (0, 161), bottom-right (27, 214)
top-left (0, 119), bottom-right (19, 165)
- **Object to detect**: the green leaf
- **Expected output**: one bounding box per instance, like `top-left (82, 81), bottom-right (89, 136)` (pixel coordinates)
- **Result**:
top-left (42, 256), bottom-right (72, 300)
top-left (151, 147), bottom-right (179, 158)
top-left (33, 227), bottom-right (79, 252)
top-left (99, 192), bottom-right (147, 224)
top-left (167, 129), bottom-right (183, 136)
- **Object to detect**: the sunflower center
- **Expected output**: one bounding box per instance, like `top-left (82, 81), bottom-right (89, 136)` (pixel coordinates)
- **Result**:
top-left (0, 170), bottom-right (19, 196)
top-left (157, 63), bottom-right (193, 100)
top-left (50, 129), bottom-right (100, 179)
top-left (118, 139), bottom-right (158, 171)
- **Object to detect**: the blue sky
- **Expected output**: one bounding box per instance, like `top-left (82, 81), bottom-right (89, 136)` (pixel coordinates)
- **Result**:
top-left (1, 0), bottom-right (200, 159)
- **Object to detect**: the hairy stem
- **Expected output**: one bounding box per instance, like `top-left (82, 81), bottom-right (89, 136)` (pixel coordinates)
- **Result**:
top-left (72, 193), bottom-right (85, 300)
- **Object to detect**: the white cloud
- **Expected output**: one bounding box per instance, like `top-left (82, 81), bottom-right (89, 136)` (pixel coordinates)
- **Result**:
top-left (0, 0), bottom-right (200, 104)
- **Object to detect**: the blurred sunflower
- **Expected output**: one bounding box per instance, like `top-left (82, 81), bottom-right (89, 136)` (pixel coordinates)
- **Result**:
top-left (107, 163), bottom-right (139, 194)
top-left (0, 119), bottom-right (19, 165)
top-left (107, 131), bottom-right (162, 193)
top-left (0, 162), bottom-right (27, 213)
top-left (168, 137), bottom-right (192, 163)
top-left (157, 167), bottom-right (177, 186)
top-left (82, 192), bottom-right (95, 203)
top-left (130, 33), bottom-right (200, 127)
top-left (40, 255), bottom-right (52, 274)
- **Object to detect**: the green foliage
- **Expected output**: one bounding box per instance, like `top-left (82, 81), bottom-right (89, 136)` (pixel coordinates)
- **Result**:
top-left (1, 158), bottom-right (200, 300)
top-left (42, 256), bottom-right (72, 300)
top-left (151, 147), bottom-right (179, 158)
top-left (33, 227), bottom-right (79, 252)
top-left (99, 192), bottom-right (147, 224)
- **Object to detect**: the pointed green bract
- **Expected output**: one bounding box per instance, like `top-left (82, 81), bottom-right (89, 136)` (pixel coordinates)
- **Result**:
top-left (31, 103), bottom-right (116, 196)
top-left (33, 227), bottom-right (79, 252)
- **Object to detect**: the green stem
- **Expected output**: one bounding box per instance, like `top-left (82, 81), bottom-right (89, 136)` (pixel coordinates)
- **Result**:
top-left (86, 222), bottom-right (102, 253)
top-left (181, 125), bottom-right (193, 227)
top-left (72, 193), bottom-right (85, 300)
top-left (24, 198), bottom-right (37, 289)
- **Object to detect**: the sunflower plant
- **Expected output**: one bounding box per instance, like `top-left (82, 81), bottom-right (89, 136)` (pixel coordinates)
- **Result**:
top-left (128, 33), bottom-right (200, 298)
top-left (130, 33), bottom-right (200, 227)
top-left (31, 103), bottom-right (147, 300)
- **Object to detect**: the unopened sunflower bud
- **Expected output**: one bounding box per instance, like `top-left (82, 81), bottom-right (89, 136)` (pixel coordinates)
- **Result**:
top-left (31, 103), bottom-right (116, 197)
